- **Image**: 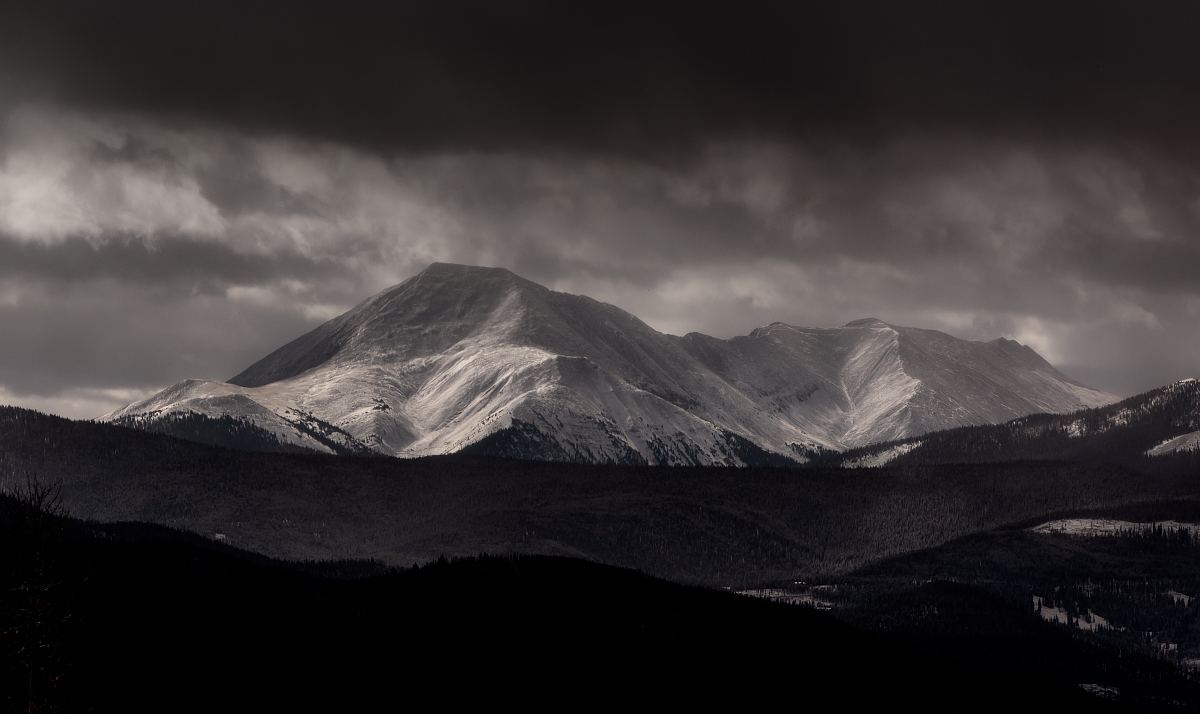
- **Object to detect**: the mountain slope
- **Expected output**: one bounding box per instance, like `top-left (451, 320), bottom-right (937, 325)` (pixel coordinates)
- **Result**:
top-left (106, 262), bottom-right (1115, 464)
top-left (830, 378), bottom-right (1200, 467)
top-left (677, 317), bottom-right (1111, 448)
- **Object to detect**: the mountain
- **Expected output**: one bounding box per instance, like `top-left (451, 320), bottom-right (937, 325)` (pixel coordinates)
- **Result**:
top-left (831, 378), bottom-right (1200, 467)
top-left (106, 263), bottom-right (1115, 464)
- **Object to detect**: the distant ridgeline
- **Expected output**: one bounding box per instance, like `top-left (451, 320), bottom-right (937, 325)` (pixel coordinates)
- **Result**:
top-left (826, 379), bottom-right (1200, 468)
top-left (108, 411), bottom-right (374, 456)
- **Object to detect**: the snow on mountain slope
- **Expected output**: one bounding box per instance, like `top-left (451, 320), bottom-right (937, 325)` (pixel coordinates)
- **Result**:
top-left (842, 441), bottom-right (924, 469)
top-left (106, 262), bottom-right (1117, 464)
top-left (830, 378), bottom-right (1200, 467)
top-left (674, 317), bottom-right (1112, 449)
top-left (106, 378), bottom-right (374, 454)
top-left (1147, 430), bottom-right (1200, 457)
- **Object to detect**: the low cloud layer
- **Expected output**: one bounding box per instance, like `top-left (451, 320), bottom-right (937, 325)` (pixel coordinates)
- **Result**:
top-left (1, 101), bottom-right (1197, 417)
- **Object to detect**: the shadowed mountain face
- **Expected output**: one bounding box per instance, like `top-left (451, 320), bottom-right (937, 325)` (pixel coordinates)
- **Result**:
top-left (106, 263), bottom-right (1114, 464)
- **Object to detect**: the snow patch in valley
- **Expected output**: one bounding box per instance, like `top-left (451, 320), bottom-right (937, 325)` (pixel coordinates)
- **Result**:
top-left (1167, 591), bottom-right (1193, 606)
top-left (842, 441), bottom-right (923, 469)
top-left (1034, 595), bottom-right (1110, 632)
top-left (1146, 430), bottom-right (1200, 457)
top-left (1031, 519), bottom-right (1200, 537)
top-left (739, 588), bottom-right (835, 610)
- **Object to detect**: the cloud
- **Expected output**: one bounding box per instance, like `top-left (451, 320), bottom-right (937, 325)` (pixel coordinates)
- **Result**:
top-left (5, 1), bottom-right (1200, 159)
top-left (0, 103), bottom-right (1198, 418)
top-left (0, 107), bottom-right (226, 242)
top-left (0, 385), bottom-right (155, 421)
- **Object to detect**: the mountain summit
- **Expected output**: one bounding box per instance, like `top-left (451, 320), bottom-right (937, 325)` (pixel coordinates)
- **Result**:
top-left (107, 263), bottom-right (1116, 464)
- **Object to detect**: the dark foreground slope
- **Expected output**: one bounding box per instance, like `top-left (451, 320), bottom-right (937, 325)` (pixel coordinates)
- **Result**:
top-left (748, 500), bottom-right (1200, 710)
top-left (6, 406), bottom-right (1200, 584)
top-left (0, 493), bottom-right (1144, 713)
top-left (4, 407), bottom-right (1199, 585)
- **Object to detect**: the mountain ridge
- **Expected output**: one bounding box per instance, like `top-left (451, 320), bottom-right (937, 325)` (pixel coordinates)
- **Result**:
top-left (829, 377), bottom-right (1200, 468)
top-left (106, 262), bottom-right (1116, 464)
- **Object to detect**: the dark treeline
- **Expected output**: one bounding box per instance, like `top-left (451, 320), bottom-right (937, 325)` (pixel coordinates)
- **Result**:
top-left (2, 406), bottom-right (1199, 585)
top-left (110, 410), bottom-right (376, 456)
top-left (835, 579), bottom-right (1199, 709)
top-left (109, 412), bottom-right (316, 454)
top-left (837, 512), bottom-right (1200, 695)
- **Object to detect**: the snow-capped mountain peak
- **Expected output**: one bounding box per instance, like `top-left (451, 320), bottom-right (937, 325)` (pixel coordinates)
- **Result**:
top-left (843, 317), bottom-right (893, 328)
top-left (107, 263), bottom-right (1117, 464)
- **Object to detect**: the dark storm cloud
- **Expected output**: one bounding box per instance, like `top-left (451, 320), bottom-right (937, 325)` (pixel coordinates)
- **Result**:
top-left (3, 0), bottom-right (1200, 156)
top-left (0, 1), bottom-right (1198, 417)
top-left (0, 234), bottom-right (345, 288)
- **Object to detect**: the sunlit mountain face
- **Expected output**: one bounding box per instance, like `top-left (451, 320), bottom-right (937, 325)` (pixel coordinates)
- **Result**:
top-left (107, 263), bottom-right (1114, 464)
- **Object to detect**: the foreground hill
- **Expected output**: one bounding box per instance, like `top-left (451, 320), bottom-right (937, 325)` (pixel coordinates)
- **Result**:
top-left (105, 262), bottom-right (1113, 464)
top-left (810, 499), bottom-right (1200, 706)
top-left (0, 492), bottom-right (1168, 712)
top-left (831, 378), bottom-right (1200, 468)
top-left (4, 406), bottom-right (1196, 586)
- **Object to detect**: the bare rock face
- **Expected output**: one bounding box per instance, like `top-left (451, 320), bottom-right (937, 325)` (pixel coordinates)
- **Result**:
top-left (107, 263), bottom-right (1116, 464)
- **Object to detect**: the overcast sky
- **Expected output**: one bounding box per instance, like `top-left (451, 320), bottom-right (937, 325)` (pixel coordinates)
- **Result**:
top-left (1, 0), bottom-right (1198, 418)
